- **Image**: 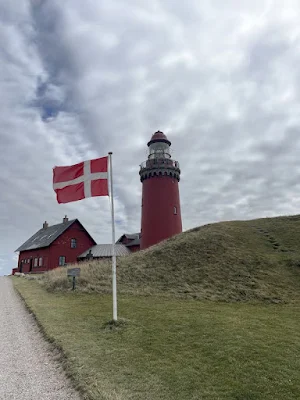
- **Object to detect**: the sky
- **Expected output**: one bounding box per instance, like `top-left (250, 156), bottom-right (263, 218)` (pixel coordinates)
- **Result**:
top-left (1, 0), bottom-right (300, 276)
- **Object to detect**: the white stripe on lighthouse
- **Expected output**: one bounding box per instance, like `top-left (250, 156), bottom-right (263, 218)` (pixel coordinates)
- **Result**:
top-left (53, 161), bottom-right (108, 199)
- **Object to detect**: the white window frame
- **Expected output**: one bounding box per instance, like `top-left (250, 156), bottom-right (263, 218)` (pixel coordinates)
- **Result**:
top-left (70, 238), bottom-right (77, 249)
top-left (59, 256), bottom-right (66, 266)
top-left (34, 257), bottom-right (38, 267)
top-left (38, 257), bottom-right (43, 267)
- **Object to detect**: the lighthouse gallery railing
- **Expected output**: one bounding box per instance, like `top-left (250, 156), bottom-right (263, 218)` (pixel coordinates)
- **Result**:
top-left (139, 158), bottom-right (180, 170)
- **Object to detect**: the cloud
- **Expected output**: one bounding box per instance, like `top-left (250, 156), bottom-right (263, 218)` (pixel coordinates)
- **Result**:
top-left (1, 0), bottom-right (300, 275)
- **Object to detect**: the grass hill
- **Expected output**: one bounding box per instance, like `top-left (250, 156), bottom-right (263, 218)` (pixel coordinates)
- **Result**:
top-left (41, 214), bottom-right (300, 303)
top-left (13, 215), bottom-right (300, 399)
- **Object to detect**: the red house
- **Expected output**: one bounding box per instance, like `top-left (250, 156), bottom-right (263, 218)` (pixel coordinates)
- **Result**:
top-left (14, 216), bottom-right (96, 274)
top-left (116, 233), bottom-right (141, 252)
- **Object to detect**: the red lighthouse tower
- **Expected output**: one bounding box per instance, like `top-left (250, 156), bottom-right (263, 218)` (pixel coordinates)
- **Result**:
top-left (139, 131), bottom-right (182, 250)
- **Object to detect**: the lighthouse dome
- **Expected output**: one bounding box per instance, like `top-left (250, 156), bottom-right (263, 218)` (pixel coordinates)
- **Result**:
top-left (147, 131), bottom-right (171, 147)
top-left (151, 131), bottom-right (168, 141)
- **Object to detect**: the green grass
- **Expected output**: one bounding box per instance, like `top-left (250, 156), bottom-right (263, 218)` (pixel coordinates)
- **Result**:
top-left (13, 278), bottom-right (300, 400)
top-left (13, 215), bottom-right (300, 398)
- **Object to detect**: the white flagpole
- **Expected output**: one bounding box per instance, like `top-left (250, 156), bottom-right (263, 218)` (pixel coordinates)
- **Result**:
top-left (108, 152), bottom-right (117, 321)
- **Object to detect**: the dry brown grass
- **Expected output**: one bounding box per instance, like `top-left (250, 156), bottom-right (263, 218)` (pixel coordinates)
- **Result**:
top-left (38, 215), bottom-right (300, 303)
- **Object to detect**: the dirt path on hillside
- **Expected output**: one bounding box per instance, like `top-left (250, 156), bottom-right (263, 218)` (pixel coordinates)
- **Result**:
top-left (0, 277), bottom-right (81, 400)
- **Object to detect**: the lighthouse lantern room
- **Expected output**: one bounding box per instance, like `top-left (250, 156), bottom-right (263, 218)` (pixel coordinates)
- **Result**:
top-left (139, 131), bottom-right (182, 250)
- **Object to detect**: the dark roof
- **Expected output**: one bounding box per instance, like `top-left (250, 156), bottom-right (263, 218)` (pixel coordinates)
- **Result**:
top-left (78, 244), bottom-right (131, 258)
top-left (116, 232), bottom-right (140, 243)
top-left (16, 219), bottom-right (96, 252)
top-left (125, 237), bottom-right (141, 247)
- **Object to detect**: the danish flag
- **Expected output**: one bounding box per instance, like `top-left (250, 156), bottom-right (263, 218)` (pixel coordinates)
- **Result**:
top-left (53, 156), bottom-right (109, 204)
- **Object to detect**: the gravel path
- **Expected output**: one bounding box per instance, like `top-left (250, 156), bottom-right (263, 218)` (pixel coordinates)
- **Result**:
top-left (0, 277), bottom-right (81, 399)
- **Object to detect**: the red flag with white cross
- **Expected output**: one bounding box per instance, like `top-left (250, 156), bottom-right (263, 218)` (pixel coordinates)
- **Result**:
top-left (53, 156), bottom-right (109, 204)
top-left (52, 153), bottom-right (118, 322)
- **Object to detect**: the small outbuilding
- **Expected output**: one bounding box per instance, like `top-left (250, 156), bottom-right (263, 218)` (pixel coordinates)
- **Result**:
top-left (116, 233), bottom-right (141, 252)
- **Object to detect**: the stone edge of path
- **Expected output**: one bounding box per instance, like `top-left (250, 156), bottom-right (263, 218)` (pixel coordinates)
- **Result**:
top-left (12, 277), bottom-right (84, 399)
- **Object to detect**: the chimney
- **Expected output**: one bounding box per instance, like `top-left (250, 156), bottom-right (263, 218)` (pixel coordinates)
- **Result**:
top-left (43, 221), bottom-right (48, 229)
top-left (63, 215), bottom-right (69, 224)
top-left (86, 249), bottom-right (94, 260)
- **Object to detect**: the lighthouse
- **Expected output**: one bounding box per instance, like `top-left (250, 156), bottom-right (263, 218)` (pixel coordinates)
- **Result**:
top-left (139, 131), bottom-right (182, 250)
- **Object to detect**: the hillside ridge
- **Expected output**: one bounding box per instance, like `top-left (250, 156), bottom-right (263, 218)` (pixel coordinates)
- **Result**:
top-left (40, 214), bottom-right (300, 303)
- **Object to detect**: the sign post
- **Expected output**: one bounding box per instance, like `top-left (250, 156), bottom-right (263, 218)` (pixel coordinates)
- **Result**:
top-left (67, 268), bottom-right (81, 290)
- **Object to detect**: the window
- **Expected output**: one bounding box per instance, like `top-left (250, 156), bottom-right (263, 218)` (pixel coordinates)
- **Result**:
top-left (59, 256), bottom-right (66, 266)
top-left (174, 206), bottom-right (177, 215)
top-left (27, 259), bottom-right (30, 263)
top-left (39, 257), bottom-right (43, 267)
top-left (71, 238), bottom-right (77, 248)
top-left (34, 257), bottom-right (38, 267)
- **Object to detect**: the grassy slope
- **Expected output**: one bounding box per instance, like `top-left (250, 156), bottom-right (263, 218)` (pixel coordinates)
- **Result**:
top-left (42, 215), bottom-right (300, 303)
top-left (13, 215), bottom-right (300, 399)
top-left (13, 278), bottom-right (300, 400)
